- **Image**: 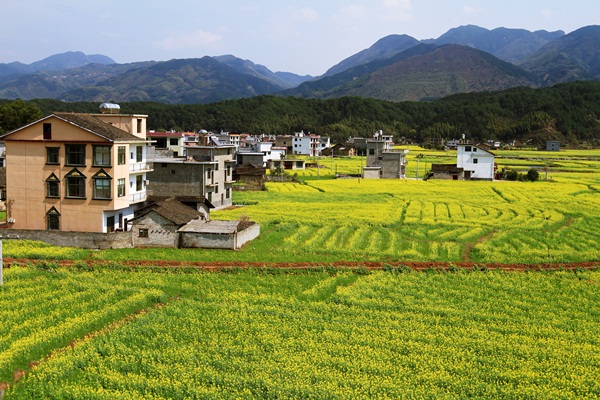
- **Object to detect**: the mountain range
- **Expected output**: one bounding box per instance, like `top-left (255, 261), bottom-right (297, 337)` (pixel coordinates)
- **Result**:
top-left (0, 25), bottom-right (599, 104)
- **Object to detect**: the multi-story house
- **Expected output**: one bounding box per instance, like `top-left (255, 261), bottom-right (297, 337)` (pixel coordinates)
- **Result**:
top-left (237, 141), bottom-right (286, 167)
top-left (0, 109), bottom-right (152, 232)
top-left (148, 144), bottom-right (236, 209)
top-left (363, 140), bottom-right (409, 179)
top-left (457, 144), bottom-right (495, 180)
top-left (275, 135), bottom-right (293, 154)
top-left (292, 130), bottom-right (330, 156)
top-left (147, 131), bottom-right (186, 156)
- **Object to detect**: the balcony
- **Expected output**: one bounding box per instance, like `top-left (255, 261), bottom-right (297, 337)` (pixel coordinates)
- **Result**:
top-left (129, 162), bottom-right (153, 173)
top-left (130, 192), bottom-right (147, 204)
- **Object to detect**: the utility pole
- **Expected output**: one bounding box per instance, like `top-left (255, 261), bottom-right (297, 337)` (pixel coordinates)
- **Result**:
top-left (416, 154), bottom-right (423, 180)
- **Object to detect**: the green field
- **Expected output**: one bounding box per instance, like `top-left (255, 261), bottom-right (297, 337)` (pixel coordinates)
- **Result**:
top-left (2, 266), bottom-right (599, 399)
top-left (2, 148), bottom-right (600, 398)
top-left (4, 148), bottom-right (600, 266)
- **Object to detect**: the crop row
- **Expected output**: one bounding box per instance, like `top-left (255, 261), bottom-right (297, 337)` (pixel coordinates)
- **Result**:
top-left (0, 267), bottom-right (163, 383)
top-left (6, 267), bottom-right (600, 399)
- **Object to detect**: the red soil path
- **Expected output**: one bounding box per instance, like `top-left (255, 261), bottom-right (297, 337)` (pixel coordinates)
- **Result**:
top-left (4, 258), bottom-right (599, 272)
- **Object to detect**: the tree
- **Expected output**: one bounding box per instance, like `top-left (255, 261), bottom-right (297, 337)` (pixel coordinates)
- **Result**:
top-left (0, 100), bottom-right (43, 134)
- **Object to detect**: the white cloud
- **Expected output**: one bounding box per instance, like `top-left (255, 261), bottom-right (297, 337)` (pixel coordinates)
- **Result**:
top-left (541, 9), bottom-right (553, 18)
top-left (382, 0), bottom-right (413, 21)
top-left (462, 5), bottom-right (479, 15)
top-left (153, 30), bottom-right (222, 51)
top-left (339, 4), bottom-right (369, 18)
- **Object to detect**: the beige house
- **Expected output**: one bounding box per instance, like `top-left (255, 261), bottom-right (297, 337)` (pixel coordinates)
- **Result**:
top-left (0, 111), bottom-right (152, 232)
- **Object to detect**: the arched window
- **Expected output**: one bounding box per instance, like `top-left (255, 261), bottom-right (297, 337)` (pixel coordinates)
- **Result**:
top-left (46, 207), bottom-right (60, 230)
top-left (46, 173), bottom-right (60, 198)
top-left (65, 168), bottom-right (86, 198)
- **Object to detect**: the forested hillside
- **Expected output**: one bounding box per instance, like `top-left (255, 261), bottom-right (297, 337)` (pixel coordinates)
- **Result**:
top-left (3, 81), bottom-right (600, 147)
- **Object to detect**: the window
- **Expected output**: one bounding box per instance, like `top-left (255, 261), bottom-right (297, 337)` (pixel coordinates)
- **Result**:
top-left (139, 228), bottom-right (149, 238)
top-left (65, 144), bottom-right (86, 165)
top-left (137, 119), bottom-right (143, 134)
top-left (117, 178), bottom-right (126, 197)
top-left (170, 138), bottom-right (178, 145)
top-left (136, 146), bottom-right (143, 162)
top-left (46, 147), bottom-right (60, 165)
top-left (465, 146), bottom-right (472, 152)
top-left (136, 175), bottom-right (143, 191)
top-left (93, 170), bottom-right (112, 199)
top-left (46, 207), bottom-right (60, 230)
top-left (93, 146), bottom-right (111, 167)
top-left (46, 173), bottom-right (60, 198)
top-left (473, 158), bottom-right (479, 164)
top-left (117, 146), bottom-right (126, 165)
top-left (65, 168), bottom-right (86, 198)
top-left (207, 192), bottom-right (212, 202)
top-left (226, 188), bottom-right (230, 199)
top-left (43, 123), bottom-right (52, 140)
top-left (369, 149), bottom-right (375, 155)
top-left (473, 147), bottom-right (477, 152)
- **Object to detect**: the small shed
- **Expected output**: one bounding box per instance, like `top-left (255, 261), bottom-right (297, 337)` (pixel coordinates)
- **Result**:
top-left (430, 164), bottom-right (465, 180)
top-left (178, 219), bottom-right (260, 249)
top-left (546, 141), bottom-right (560, 151)
top-left (131, 197), bottom-right (204, 247)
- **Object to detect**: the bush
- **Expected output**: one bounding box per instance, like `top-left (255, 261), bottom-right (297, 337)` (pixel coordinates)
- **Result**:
top-left (527, 169), bottom-right (540, 182)
top-left (506, 170), bottom-right (519, 181)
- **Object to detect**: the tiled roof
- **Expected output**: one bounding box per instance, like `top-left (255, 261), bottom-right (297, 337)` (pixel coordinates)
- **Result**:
top-left (135, 197), bottom-right (203, 226)
top-left (54, 113), bottom-right (143, 142)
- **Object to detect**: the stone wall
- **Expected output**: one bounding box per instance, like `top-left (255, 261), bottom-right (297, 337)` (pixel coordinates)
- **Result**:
top-left (1, 229), bottom-right (133, 249)
top-left (131, 213), bottom-right (180, 248)
top-left (2, 222), bottom-right (260, 250)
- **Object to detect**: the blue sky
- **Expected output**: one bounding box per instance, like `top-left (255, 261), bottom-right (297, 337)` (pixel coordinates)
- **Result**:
top-left (2, 0), bottom-right (598, 76)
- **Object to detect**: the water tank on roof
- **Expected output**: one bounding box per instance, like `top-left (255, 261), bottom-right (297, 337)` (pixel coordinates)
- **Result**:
top-left (99, 102), bottom-right (120, 114)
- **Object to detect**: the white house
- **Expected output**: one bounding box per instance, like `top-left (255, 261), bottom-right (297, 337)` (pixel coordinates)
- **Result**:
top-left (457, 144), bottom-right (495, 180)
top-left (241, 141), bottom-right (286, 167)
top-left (292, 130), bottom-right (330, 156)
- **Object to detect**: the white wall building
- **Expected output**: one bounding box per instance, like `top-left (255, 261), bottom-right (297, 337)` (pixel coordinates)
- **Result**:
top-left (457, 144), bottom-right (495, 180)
top-left (292, 130), bottom-right (330, 156)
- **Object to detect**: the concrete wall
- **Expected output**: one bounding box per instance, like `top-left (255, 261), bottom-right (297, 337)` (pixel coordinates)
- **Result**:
top-left (2, 228), bottom-right (133, 249)
top-left (180, 231), bottom-right (235, 249)
top-left (235, 223), bottom-right (260, 248)
top-left (180, 223), bottom-right (260, 250)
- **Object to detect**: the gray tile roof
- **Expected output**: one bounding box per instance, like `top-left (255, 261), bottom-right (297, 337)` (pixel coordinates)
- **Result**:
top-left (134, 197), bottom-right (203, 226)
top-left (54, 113), bottom-right (143, 142)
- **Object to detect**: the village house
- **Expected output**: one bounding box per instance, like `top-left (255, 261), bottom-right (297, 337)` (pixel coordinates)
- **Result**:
top-left (363, 140), bottom-right (409, 179)
top-left (275, 135), bottom-right (293, 154)
top-left (456, 144), bottom-right (495, 180)
top-left (146, 130), bottom-right (189, 157)
top-left (0, 105), bottom-right (152, 232)
top-left (148, 143), bottom-right (236, 210)
top-left (291, 130), bottom-right (331, 156)
top-left (322, 142), bottom-right (358, 157)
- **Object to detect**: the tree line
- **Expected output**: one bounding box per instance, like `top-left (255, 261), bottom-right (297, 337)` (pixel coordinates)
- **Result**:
top-left (2, 81), bottom-right (600, 147)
